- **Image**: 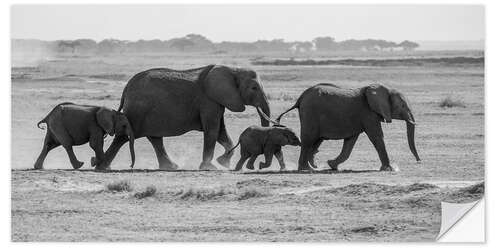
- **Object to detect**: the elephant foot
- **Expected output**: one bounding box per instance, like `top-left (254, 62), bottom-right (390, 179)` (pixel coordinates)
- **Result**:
top-left (309, 160), bottom-right (318, 169)
top-left (90, 157), bottom-right (100, 167)
top-left (380, 164), bottom-right (399, 172)
top-left (216, 154), bottom-right (232, 168)
top-left (199, 162), bottom-right (218, 171)
top-left (259, 162), bottom-right (271, 170)
top-left (33, 164), bottom-right (43, 170)
top-left (95, 161), bottom-right (111, 171)
top-left (72, 161), bottom-right (84, 170)
top-left (159, 161), bottom-right (179, 171)
top-left (279, 166), bottom-right (287, 171)
top-left (327, 160), bottom-right (339, 171)
top-left (298, 164), bottom-right (315, 172)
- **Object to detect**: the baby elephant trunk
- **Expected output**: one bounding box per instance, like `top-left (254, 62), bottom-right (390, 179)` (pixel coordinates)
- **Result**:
top-left (127, 127), bottom-right (135, 168)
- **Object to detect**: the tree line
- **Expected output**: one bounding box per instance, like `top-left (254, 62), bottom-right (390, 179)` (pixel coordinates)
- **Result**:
top-left (12, 34), bottom-right (419, 54)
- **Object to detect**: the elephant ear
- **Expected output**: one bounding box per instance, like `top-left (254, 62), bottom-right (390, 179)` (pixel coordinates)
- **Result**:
top-left (365, 84), bottom-right (392, 123)
top-left (202, 65), bottom-right (245, 112)
top-left (96, 107), bottom-right (115, 136)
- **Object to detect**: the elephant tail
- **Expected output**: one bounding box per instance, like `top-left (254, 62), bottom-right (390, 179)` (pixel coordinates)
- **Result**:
top-left (37, 102), bottom-right (73, 129)
top-left (225, 141), bottom-right (241, 156)
top-left (276, 103), bottom-right (299, 123)
top-left (37, 119), bottom-right (46, 130)
top-left (117, 93), bottom-right (124, 112)
top-left (277, 92), bottom-right (306, 123)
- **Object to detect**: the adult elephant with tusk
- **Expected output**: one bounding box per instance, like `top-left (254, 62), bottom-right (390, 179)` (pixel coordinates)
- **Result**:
top-left (277, 83), bottom-right (421, 171)
top-left (95, 65), bottom-right (273, 171)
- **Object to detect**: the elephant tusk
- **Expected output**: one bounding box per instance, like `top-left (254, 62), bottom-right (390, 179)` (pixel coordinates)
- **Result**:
top-left (256, 107), bottom-right (280, 126)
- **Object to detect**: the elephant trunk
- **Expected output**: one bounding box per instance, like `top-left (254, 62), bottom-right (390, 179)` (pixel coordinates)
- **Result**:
top-left (127, 127), bottom-right (135, 168)
top-left (257, 99), bottom-right (271, 127)
top-left (406, 120), bottom-right (421, 162)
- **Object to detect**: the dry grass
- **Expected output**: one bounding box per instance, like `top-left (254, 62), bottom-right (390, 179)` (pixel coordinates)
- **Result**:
top-left (134, 185), bottom-right (157, 199)
top-left (237, 188), bottom-right (267, 200)
top-left (177, 187), bottom-right (231, 201)
top-left (106, 180), bottom-right (133, 192)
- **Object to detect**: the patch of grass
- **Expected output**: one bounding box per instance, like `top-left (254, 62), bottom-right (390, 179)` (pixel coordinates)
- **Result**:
top-left (326, 183), bottom-right (438, 196)
top-left (106, 180), bottom-right (133, 192)
top-left (237, 188), bottom-right (267, 200)
top-left (446, 182), bottom-right (484, 202)
top-left (134, 185), bottom-right (157, 199)
top-left (438, 96), bottom-right (466, 108)
top-left (178, 187), bottom-right (231, 201)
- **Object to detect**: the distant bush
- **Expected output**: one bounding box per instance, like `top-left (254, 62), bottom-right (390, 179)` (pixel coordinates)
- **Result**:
top-left (134, 185), bottom-right (157, 199)
top-left (439, 96), bottom-right (466, 108)
top-left (106, 180), bottom-right (133, 192)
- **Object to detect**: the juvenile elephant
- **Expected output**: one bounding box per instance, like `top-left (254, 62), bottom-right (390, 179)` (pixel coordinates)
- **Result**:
top-left (277, 83), bottom-right (421, 171)
top-left (227, 124), bottom-right (301, 171)
top-left (34, 102), bottom-right (135, 170)
top-left (95, 65), bottom-right (272, 171)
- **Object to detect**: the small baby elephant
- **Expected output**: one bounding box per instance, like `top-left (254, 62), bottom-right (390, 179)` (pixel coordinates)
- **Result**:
top-left (227, 125), bottom-right (301, 171)
top-left (34, 102), bottom-right (135, 170)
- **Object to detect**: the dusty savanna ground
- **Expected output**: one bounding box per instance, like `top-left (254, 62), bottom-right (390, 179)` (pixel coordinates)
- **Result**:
top-left (11, 50), bottom-right (484, 241)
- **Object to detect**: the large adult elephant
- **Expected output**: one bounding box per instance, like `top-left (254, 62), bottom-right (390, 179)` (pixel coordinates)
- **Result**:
top-left (277, 83), bottom-right (421, 171)
top-left (95, 65), bottom-right (273, 170)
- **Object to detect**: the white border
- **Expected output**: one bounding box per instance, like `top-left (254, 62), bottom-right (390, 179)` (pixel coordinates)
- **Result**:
top-left (2, 0), bottom-right (496, 249)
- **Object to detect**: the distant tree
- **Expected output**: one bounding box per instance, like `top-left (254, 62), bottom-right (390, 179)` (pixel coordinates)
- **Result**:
top-left (217, 41), bottom-right (257, 52)
top-left (290, 41), bottom-right (313, 53)
top-left (57, 40), bottom-right (81, 54)
top-left (170, 38), bottom-right (195, 51)
top-left (313, 37), bottom-right (336, 51)
top-left (399, 40), bottom-right (419, 51)
top-left (97, 39), bottom-right (125, 54)
top-left (73, 39), bottom-right (97, 54)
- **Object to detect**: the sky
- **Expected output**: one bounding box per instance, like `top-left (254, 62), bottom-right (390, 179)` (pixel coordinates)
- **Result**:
top-left (11, 5), bottom-right (485, 42)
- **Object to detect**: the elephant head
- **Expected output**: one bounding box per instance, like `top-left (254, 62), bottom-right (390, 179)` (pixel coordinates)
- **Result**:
top-left (364, 84), bottom-right (421, 162)
top-left (96, 108), bottom-right (136, 168)
top-left (202, 65), bottom-right (272, 126)
top-left (269, 127), bottom-right (302, 146)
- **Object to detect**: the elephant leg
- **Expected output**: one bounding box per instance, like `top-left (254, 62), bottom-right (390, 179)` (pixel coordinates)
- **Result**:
top-left (63, 145), bottom-right (84, 169)
top-left (365, 125), bottom-right (394, 171)
top-left (234, 150), bottom-right (250, 171)
top-left (327, 135), bottom-right (359, 171)
top-left (259, 148), bottom-right (274, 170)
top-left (147, 136), bottom-right (179, 170)
top-left (308, 139), bottom-right (323, 169)
top-left (199, 111), bottom-right (222, 171)
top-left (246, 155), bottom-right (258, 170)
top-left (96, 135), bottom-right (128, 170)
top-left (34, 132), bottom-right (60, 170)
top-left (89, 133), bottom-right (105, 167)
top-left (274, 149), bottom-right (286, 171)
top-left (215, 118), bottom-right (234, 168)
top-left (298, 138), bottom-right (316, 171)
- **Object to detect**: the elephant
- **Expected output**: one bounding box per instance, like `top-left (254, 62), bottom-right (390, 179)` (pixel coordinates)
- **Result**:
top-left (95, 64), bottom-right (272, 171)
top-left (34, 102), bottom-right (135, 170)
top-left (277, 83), bottom-right (421, 171)
top-left (225, 124), bottom-right (301, 171)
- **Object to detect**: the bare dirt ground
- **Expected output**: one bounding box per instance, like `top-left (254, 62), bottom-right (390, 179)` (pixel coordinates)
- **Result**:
top-left (11, 50), bottom-right (484, 241)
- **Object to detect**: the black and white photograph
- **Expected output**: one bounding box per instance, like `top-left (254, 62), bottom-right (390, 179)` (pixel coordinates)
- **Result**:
top-left (10, 4), bottom-right (485, 242)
